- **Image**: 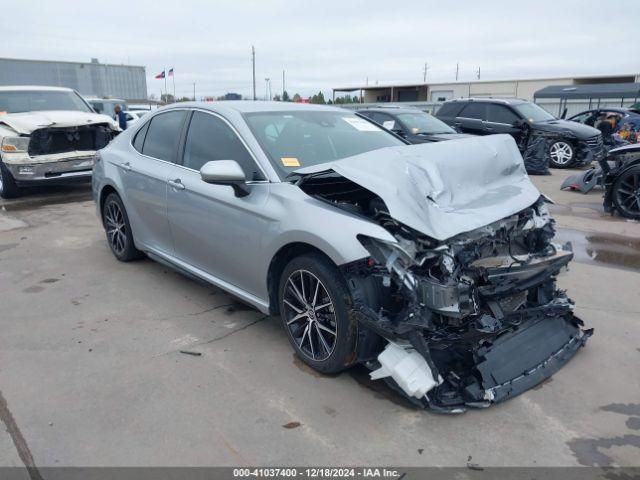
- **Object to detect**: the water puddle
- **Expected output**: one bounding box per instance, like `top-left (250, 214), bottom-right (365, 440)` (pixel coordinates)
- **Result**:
top-left (555, 229), bottom-right (640, 272)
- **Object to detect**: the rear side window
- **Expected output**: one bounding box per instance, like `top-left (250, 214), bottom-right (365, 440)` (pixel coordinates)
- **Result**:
top-left (487, 104), bottom-right (520, 124)
top-left (460, 102), bottom-right (487, 120)
top-left (132, 121), bottom-right (149, 152)
top-left (183, 111), bottom-right (264, 181)
top-left (141, 111), bottom-right (187, 162)
top-left (436, 102), bottom-right (463, 117)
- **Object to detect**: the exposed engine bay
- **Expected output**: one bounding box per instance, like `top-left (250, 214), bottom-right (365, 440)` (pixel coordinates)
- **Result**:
top-left (298, 172), bottom-right (592, 412)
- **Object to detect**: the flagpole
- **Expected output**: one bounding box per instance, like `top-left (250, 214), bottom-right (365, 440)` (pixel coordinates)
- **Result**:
top-left (172, 70), bottom-right (175, 101)
top-left (164, 66), bottom-right (167, 102)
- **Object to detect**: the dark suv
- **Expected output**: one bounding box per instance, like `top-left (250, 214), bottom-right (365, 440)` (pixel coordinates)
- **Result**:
top-left (436, 98), bottom-right (604, 168)
top-left (357, 107), bottom-right (473, 143)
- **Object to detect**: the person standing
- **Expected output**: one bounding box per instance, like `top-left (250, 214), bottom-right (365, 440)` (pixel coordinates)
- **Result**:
top-left (114, 105), bottom-right (127, 130)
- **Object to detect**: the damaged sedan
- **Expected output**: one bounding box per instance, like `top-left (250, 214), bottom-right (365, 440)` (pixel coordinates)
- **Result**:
top-left (0, 86), bottom-right (119, 198)
top-left (93, 102), bottom-right (591, 412)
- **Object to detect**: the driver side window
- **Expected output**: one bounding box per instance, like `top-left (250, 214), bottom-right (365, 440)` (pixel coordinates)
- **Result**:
top-left (183, 111), bottom-right (265, 181)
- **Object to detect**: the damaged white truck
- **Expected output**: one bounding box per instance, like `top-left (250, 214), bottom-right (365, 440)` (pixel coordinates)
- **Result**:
top-left (0, 86), bottom-right (119, 198)
top-left (93, 103), bottom-right (592, 413)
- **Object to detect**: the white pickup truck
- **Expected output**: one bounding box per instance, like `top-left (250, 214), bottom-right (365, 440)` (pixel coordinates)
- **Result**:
top-left (0, 86), bottom-right (120, 198)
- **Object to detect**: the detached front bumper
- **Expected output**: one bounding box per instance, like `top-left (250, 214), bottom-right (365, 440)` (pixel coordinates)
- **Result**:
top-left (4, 155), bottom-right (94, 187)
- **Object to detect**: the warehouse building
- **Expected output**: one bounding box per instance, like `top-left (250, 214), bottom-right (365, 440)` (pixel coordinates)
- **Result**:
top-left (0, 57), bottom-right (147, 100)
top-left (333, 73), bottom-right (640, 116)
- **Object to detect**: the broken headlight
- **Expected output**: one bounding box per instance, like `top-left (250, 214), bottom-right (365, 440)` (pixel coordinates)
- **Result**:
top-left (1, 136), bottom-right (30, 153)
top-left (357, 235), bottom-right (417, 290)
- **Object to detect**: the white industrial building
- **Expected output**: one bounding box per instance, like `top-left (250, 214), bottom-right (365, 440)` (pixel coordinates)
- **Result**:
top-left (0, 57), bottom-right (147, 100)
top-left (333, 73), bottom-right (640, 116)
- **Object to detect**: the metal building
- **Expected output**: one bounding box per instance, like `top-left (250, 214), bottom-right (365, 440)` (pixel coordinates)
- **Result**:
top-left (0, 57), bottom-right (147, 100)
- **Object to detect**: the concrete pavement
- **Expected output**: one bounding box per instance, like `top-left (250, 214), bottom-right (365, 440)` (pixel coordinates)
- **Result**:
top-left (0, 170), bottom-right (638, 469)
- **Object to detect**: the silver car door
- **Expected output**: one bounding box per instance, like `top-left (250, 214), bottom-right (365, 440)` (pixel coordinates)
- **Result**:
top-left (123, 110), bottom-right (187, 255)
top-left (166, 110), bottom-right (271, 297)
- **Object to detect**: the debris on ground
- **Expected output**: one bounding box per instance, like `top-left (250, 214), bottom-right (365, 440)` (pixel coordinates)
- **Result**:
top-left (282, 421), bottom-right (302, 429)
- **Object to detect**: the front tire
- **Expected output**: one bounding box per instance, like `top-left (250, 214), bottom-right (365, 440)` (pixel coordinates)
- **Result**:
top-left (278, 254), bottom-right (358, 374)
top-left (549, 140), bottom-right (575, 168)
top-left (102, 193), bottom-right (143, 261)
top-left (612, 165), bottom-right (640, 220)
top-left (0, 160), bottom-right (21, 199)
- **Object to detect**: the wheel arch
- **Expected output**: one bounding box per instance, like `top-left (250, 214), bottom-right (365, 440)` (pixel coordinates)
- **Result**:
top-left (266, 242), bottom-right (337, 316)
top-left (98, 184), bottom-right (120, 225)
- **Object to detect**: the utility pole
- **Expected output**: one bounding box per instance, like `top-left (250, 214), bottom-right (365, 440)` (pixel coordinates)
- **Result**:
top-left (282, 70), bottom-right (285, 99)
top-left (423, 62), bottom-right (429, 82)
top-left (251, 46), bottom-right (256, 101)
top-left (455, 63), bottom-right (459, 81)
top-left (265, 78), bottom-right (271, 100)
top-left (193, 82), bottom-right (196, 101)
top-left (476, 67), bottom-right (481, 80)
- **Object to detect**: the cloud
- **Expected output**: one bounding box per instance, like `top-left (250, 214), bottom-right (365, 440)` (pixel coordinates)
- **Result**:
top-left (1, 0), bottom-right (637, 98)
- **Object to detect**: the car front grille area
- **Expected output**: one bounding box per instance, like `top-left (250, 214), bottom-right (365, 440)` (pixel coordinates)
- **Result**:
top-left (28, 124), bottom-right (116, 156)
top-left (585, 135), bottom-right (604, 150)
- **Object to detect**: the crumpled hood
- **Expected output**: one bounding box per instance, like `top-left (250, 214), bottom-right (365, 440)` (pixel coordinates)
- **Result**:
top-left (0, 110), bottom-right (117, 135)
top-left (532, 119), bottom-right (600, 139)
top-left (295, 134), bottom-right (541, 241)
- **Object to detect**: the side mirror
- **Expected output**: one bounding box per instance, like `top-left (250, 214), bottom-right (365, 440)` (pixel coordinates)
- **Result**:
top-left (200, 160), bottom-right (250, 197)
top-left (391, 128), bottom-right (406, 137)
top-left (512, 119), bottom-right (527, 129)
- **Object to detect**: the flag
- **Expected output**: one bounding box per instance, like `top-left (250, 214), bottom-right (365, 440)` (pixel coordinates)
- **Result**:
top-left (168, 68), bottom-right (174, 77)
top-left (155, 71), bottom-right (165, 79)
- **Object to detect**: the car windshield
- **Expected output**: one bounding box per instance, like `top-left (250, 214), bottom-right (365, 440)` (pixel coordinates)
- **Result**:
top-left (244, 110), bottom-right (406, 178)
top-left (513, 102), bottom-right (555, 122)
top-left (0, 90), bottom-right (93, 114)
top-left (396, 112), bottom-right (456, 134)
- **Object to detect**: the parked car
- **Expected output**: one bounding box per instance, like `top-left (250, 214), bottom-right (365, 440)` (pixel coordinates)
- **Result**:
top-left (356, 107), bottom-right (473, 143)
top-left (436, 98), bottom-right (605, 168)
top-left (600, 144), bottom-right (640, 219)
top-left (86, 97), bottom-right (128, 116)
top-left (123, 110), bottom-right (148, 129)
top-left (0, 86), bottom-right (119, 199)
top-left (93, 101), bottom-right (590, 412)
top-left (567, 107), bottom-right (640, 143)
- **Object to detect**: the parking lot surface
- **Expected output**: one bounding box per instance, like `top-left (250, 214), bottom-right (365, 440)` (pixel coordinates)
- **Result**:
top-left (0, 169), bottom-right (639, 468)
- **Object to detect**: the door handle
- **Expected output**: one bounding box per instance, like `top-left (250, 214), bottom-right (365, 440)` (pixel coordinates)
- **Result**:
top-left (121, 162), bottom-right (132, 171)
top-left (168, 178), bottom-right (185, 190)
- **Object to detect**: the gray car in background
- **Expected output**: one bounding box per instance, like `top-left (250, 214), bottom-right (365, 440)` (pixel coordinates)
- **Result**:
top-left (92, 101), bottom-right (591, 412)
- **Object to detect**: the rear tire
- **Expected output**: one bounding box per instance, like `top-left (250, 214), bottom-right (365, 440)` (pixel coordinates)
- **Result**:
top-left (0, 160), bottom-right (21, 199)
top-left (278, 253), bottom-right (358, 374)
top-left (102, 193), bottom-right (144, 261)
top-left (612, 165), bottom-right (640, 220)
top-left (549, 140), bottom-right (575, 168)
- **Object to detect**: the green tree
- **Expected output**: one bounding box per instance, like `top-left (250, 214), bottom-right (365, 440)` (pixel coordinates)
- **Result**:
top-left (292, 93), bottom-right (301, 103)
top-left (282, 90), bottom-right (290, 102)
top-left (310, 91), bottom-right (326, 104)
top-left (273, 94), bottom-right (281, 101)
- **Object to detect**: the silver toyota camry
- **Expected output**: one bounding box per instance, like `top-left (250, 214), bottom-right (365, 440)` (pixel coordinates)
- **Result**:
top-left (93, 101), bottom-right (591, 412)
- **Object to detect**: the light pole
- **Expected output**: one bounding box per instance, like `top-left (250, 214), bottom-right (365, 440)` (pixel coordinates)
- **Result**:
top-left (251, 46), bottom-right (256, 101)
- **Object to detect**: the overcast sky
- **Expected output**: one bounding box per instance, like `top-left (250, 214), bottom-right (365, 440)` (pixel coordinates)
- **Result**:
top-left (2, 0), bottom-right (638, 99)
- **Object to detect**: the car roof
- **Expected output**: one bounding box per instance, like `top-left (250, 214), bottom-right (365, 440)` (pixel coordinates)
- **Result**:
top-left (570, 107), bottom-right (640, 118)
top-left (357, 107), bottom-right (425, 114)
top-left (162, 100), bottom-right (347, 116)
top-left (444, 97), bottom-right (528, 105)
top-left (0, 85), bottom-right (75, 92)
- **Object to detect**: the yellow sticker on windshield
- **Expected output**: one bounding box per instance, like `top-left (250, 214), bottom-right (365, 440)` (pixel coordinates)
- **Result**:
top-left (281, 157), bottom-right (300, 167)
